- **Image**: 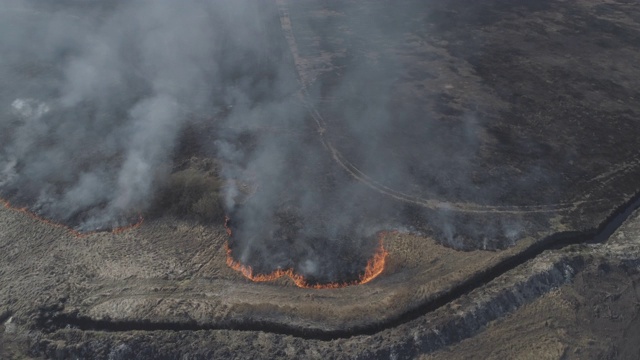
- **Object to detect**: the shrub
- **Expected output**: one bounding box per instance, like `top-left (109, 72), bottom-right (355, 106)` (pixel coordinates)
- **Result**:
top-left (151, 163), bottom-right (224, 222)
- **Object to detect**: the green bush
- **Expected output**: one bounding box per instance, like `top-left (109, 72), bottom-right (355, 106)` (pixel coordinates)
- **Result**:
top-left (151, 164), bottom-right (224, 222)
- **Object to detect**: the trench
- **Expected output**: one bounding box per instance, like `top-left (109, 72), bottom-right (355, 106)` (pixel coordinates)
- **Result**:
top-left (37, 189), bottom-right (640, 341)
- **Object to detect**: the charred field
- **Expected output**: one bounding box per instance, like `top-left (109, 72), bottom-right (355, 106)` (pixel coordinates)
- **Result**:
top-left (2, 0), bottom-right (640, 359)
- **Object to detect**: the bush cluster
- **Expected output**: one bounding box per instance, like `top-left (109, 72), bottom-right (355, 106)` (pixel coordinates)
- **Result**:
top-left (151, 165), bottom-right (224, 222)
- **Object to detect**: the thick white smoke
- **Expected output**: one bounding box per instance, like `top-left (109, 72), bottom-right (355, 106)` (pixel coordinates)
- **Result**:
top-left (1, 0), bottom-right (545, 283)
top-left (0, 0), bottom-right (275, 231)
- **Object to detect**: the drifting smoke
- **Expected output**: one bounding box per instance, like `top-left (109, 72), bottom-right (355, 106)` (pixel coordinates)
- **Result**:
top-left (0, 1), bottom-right (551, 283)
top-left (0, 0), bottom-right (278, 230)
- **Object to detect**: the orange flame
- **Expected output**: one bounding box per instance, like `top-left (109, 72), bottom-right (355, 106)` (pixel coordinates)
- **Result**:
top-left (224, 215), bottom-right (233, 237)
top-left (224, 216), bottom-right (388, 289)
top-left (1, 198), bottom-right (143, 238)
top-left (110, 214), bottom-right (145, 234)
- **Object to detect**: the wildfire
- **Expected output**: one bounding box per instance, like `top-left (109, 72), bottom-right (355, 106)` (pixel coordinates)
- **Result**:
top-left (224, 215), bottom-right (233, 236)
top-left (224, 216), bottom-right (388, 289)
top-left (110, 214), bottom-right (145, 234)
top-left (1, 198), bottom-right (143, 238)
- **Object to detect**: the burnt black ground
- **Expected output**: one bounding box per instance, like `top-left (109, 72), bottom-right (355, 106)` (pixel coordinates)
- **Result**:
top-left (286, 0), bottom-right (640, 249)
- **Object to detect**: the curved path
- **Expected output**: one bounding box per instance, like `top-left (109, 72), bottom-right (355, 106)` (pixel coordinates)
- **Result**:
top-left (276, 0), bottom-right (637, 215)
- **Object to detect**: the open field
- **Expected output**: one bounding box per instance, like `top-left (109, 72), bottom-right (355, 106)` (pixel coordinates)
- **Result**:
top-left (1, 0), bottom-right (640, 358)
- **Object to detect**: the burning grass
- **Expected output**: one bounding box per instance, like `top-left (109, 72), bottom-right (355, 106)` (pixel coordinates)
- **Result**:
top-left (0, 198), bottom-right (143, 237)
top-left (224, 216), bottom-right (389, 289)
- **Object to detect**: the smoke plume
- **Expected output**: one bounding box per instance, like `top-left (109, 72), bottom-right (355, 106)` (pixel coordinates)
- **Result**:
top-left (0, 0), bottom-right (552, 283)
top-left (0, 0), bottom-right (276, 230)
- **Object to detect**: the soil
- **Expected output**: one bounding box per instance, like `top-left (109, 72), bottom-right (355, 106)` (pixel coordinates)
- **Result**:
top-left (1, 0), bottom-right (640, 359)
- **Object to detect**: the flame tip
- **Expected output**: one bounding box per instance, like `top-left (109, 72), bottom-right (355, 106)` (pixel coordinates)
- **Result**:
top-left (2, 197), bottom-right (143, 238)
top-left (224, 216), bottom-right (388, 289)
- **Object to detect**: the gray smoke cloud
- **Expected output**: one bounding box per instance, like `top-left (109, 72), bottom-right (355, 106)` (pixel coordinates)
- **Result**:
top-left (0, 1), bottom-right (550, 283)
top-left (0, 0), bottom-right (275, 230)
